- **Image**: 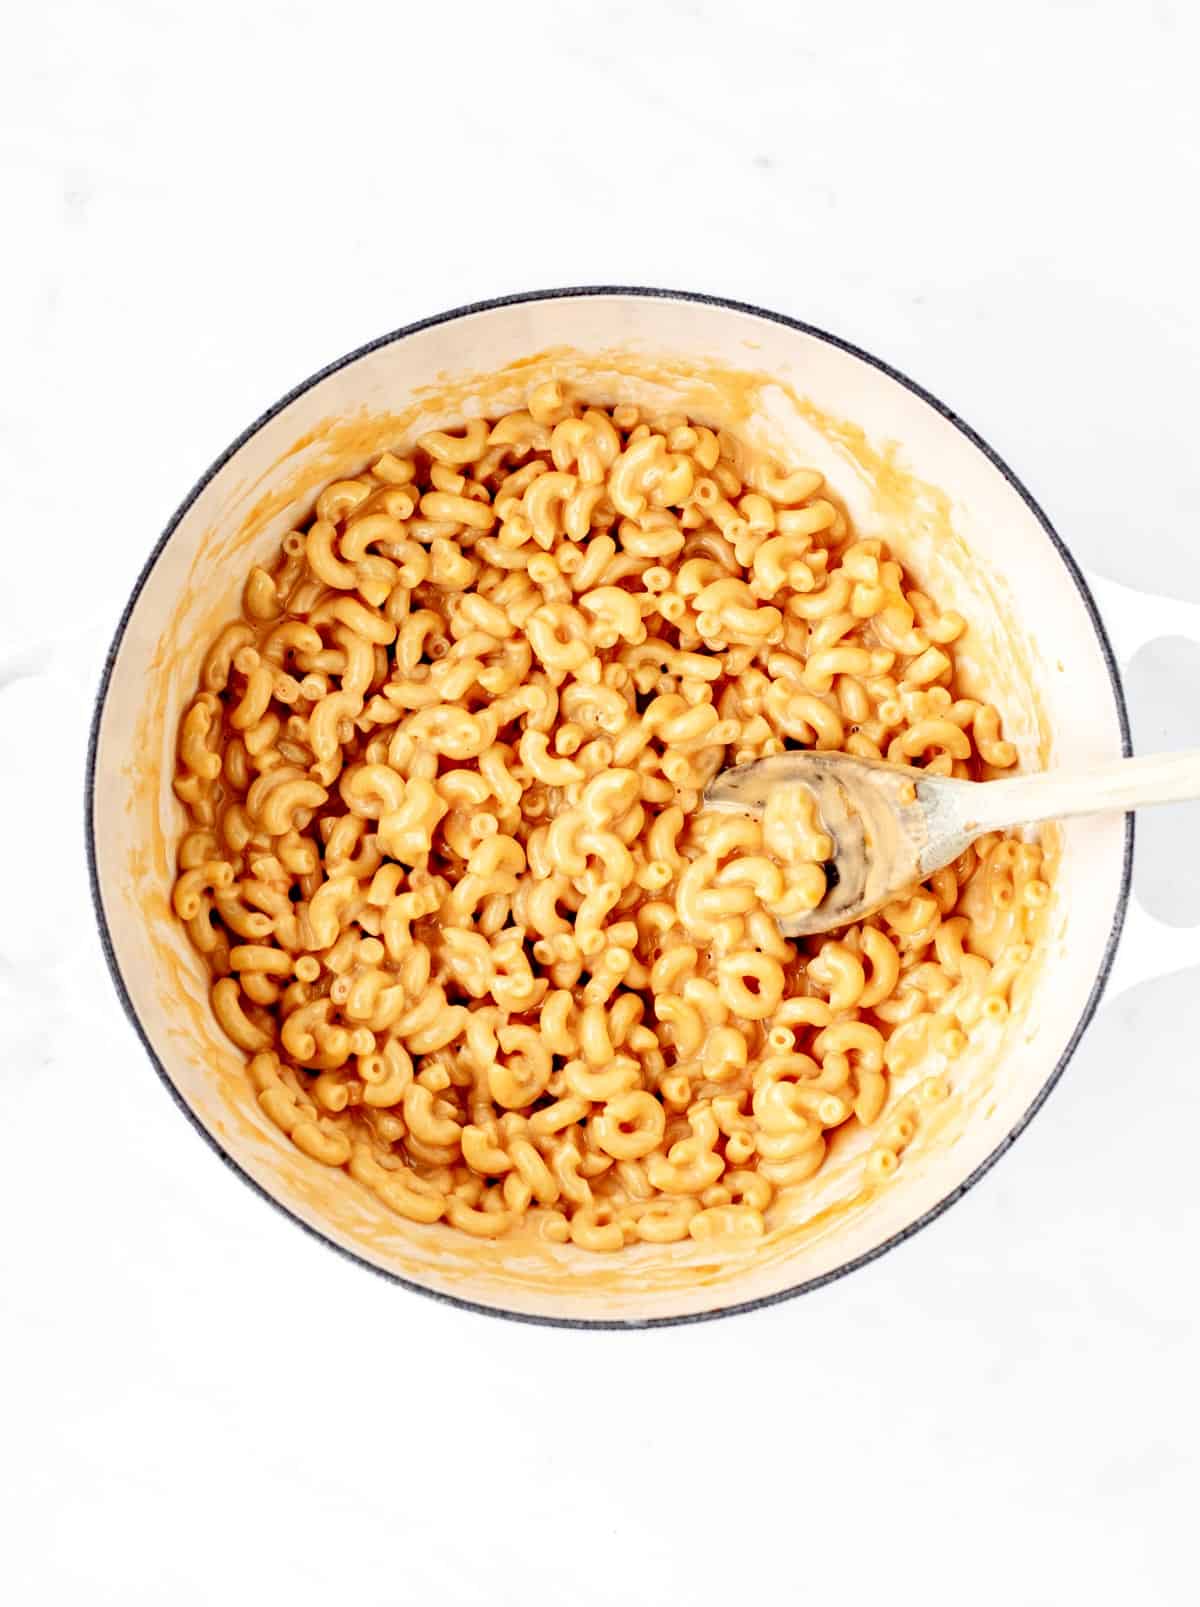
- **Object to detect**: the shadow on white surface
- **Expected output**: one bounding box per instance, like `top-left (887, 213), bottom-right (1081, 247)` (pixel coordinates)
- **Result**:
top-left (1125, 635), bottom-right (1200, 926)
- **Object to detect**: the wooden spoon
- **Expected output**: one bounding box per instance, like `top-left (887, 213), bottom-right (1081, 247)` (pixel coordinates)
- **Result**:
top-left (702, 749), bottom-right (1200, 937)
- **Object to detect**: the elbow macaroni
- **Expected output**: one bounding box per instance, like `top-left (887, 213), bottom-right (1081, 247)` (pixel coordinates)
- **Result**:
top-left (172, 387), bottom-right (1049, 1248)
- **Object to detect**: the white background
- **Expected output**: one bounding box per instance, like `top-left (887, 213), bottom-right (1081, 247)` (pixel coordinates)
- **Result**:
top-left (3, 2), bottom-right (1199, 1602)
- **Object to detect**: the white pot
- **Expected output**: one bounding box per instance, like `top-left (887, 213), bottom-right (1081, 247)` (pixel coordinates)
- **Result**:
top-left (86, 288), bottom-right (1197, 1326)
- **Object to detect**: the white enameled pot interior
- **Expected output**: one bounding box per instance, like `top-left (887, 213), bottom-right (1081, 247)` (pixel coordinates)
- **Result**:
top-left (91, 292), bottom-right (1127, 1323)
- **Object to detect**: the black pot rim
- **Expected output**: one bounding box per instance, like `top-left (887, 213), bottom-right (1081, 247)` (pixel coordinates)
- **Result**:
top-left (84, 285), bottom-right (1134, 1330)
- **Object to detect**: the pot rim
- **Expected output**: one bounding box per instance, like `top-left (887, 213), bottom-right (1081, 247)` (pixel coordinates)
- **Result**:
top-left (84, 285), bottom-right (1134, 1329)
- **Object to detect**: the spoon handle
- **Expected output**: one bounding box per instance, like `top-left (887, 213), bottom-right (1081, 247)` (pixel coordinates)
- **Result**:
top-left (961, 749), bottom-right (1200, 833)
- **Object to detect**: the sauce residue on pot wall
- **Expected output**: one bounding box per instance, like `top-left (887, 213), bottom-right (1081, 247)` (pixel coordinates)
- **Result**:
top-left (107, 345), bottom-right (1062, 1319)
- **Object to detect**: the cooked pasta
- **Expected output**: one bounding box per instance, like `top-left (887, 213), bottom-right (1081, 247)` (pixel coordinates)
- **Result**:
top-left (171, 387), bottom-right (1048, 1248)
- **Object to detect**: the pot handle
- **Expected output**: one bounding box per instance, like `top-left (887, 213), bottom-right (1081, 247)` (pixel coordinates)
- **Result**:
top-left (1083, 570), bottom-right (1200, 997)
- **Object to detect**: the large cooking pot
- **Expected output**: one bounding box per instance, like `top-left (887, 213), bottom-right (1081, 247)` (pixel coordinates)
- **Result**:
top-left (86, 288), bottom-right (1200, 1326)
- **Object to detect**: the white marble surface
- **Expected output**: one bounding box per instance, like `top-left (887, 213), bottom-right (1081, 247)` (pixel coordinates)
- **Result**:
top-left (4, 2), bottom-right (1200, 1602)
